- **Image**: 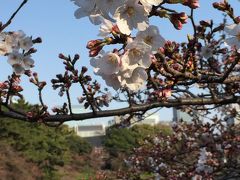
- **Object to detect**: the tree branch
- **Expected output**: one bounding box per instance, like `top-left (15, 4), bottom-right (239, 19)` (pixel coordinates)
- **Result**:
top-left (0, 0), bottom-right (28, 32)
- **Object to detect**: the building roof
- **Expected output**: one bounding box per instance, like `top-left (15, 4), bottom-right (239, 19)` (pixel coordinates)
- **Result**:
top-left (77, 125), bottom-right (105, 131)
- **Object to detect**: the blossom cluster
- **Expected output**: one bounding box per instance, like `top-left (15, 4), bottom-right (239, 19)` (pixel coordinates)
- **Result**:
top-left (0, 30), bottom-right (35, 75)
top-left (90, 25), bottom-right (165, 91)
top-left (71, 0), bottom-right (172, 91)
top-left (72, 0), bottom-right (165, 35)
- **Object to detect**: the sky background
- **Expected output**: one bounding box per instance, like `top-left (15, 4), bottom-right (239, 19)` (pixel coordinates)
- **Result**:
top-left (0, 0), bottom-right (239, 123)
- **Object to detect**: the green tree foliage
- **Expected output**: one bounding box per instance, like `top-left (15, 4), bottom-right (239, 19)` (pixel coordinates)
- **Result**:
top-left (104, 124), bottom-right (172, 155)
top-left (0, 100), bottom-right (92, 178)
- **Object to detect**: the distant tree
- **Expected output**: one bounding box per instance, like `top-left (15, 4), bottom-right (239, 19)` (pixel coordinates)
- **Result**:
top-left (0, 100), bottom-right (92, 178)
top-left (104, 124), bottom-right (171, 155)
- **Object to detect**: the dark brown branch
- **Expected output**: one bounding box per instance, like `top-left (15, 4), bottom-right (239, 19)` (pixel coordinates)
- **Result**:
top-left (0, 111), bottom-right (26, 121)
top-left (66, 89), bottom-right (73, 114)
top-left (5, 76), bottom-right (14, 105)
top-left (38, 89), bottom-right (45, 107)
top-left (0, 0), bottom-right (28, 32)
top-left (3, 104), bottom-right (26, 117)
top-left (219, 55), bottom-right (240, 82)
top-left (42, 96), bottom-right (240, 123)
top-left (189, 8), bottom-right (197, 37)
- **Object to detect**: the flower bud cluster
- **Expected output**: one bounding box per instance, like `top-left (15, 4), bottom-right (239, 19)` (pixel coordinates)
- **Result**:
top-left (26, 105), bottom-right (49, 122)
top-left (0, 75), bottom-right (23, 101)
top-left (29, 72), bottom-right (47, 90)
top-left (52, 103), bottom-right (69, 115)
top-left (169, 12), bottom-right (188, 30)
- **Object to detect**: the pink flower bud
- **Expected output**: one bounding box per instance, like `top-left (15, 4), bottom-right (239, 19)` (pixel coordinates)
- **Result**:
top-left (81, 66), bottom-right (88, 73)
top-left (0, 82), bottom-right (8, 89)
top-left (183, 0), bottom-right (200, 9)
top-left (39, 81), bottom-right (46, 89)
top-left (86, 39), bottom-right (102, 49)
top-left (212, 2), bottom-right (226, 11)
top-left (235, 16), bottom-right (240, 24)
top-left (163, 89), bottom-right (172, 98)
top-left (89, 46), bottom-right (103, 57)
top-left (170, 12), bottom-right (188, 30)
top-left (26, 112), bottom-right (33, 118)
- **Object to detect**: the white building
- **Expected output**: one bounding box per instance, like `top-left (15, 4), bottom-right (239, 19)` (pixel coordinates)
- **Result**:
top-left (64, 105), bottom-right (112, 138)
top-left (75, 124), bottom-right (106, 137)
top-left (173, 107), bottom-right (193, 122)
top-left (113, 113), bottom-right (161, 126)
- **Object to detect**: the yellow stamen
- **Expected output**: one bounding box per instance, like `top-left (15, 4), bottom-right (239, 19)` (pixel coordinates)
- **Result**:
top-left (108, 55), bottom-right (117, 64)
top-left (126, 7), bottom-right (135, 17)
top-left (130, 48), bottom-right (141, 57)
top-left (144, 36), bottom-right (153, 45)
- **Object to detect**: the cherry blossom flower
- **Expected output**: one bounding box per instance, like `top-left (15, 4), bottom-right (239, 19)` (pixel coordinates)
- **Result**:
top-left (96, 0), bottom-right (125, 17)
top-left (139, 0), bottom-right (163, 13)
top-left (135, 25), bottom-right (165, 51)
top-left (7, 51), bottom-right (34, 75)
top-left (19, 36), bottom-right (33, 51)
top-left (118, 67), bottom-right (148, 91)
top-left (224, 23), bottom-right (240, 51)
top-left (195, 147), bottom-right (213, 174)
top-left (101, 74), bottom-right (121, 90)
top-left (90, 51), bottom-right (121, 75)
top-left (72, 0), bottom-right (101, 24)
top-left (122, 41), bottom-right (152, 68)
top-left (0, 31), bottom-right (33, 55)
top-left (0, 41), bottom-right (12, 55)
top-left (113, 0), bottom-right (149, 35)
top-left (98, 18), bottom-right (114, 37)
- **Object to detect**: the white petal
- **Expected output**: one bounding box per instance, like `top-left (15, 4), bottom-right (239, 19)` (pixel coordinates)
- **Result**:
top-left (224, 24), bottom-right (240, 36)
top-left (12, 64), bottom-right (25, 75)
top-left (225, 37), bottom-right (240, 48)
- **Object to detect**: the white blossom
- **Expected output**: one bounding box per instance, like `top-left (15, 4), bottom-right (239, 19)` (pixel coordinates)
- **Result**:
top-left (19, 36), bottom-right (33, 51)
top-left (140, 0), bottom-right (163, 13)
top-left (90, 51), bottom-right (121, 75)
top-left (102, 74), bottom-right (121, 90)
top-left (0, 41), bottom-right (12, 55)
top-left (118, 67), bottom-right (148, 91)
top-left (7, 51), bottom-right (23, 66)
top-left (113, 0), bottom-right (149, 35)
top-left (135, 25), bottom-right (165, 51)
top-left (98, 18), bottom-right (114, 37)
top-left (195, 147), bottom-right (213, 174)
top-left (122, 41), bottom-right (152, 68)
top-left (72, 0), bottom-right (102, 24)
top-left (7, 51), bottom-right (34, 75)
top-left (224, 23), bottom-right (240, 51)
top-left (96, 0), bottom-right (125, 17)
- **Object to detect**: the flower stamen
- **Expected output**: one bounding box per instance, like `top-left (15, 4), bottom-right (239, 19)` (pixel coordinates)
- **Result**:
top-left (126, 7), bottom-right (135, 17)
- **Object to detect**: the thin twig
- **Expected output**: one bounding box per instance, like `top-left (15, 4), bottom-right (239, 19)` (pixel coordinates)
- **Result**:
top-left (66, 89), bottom-right (73, 115)
top-left (0, 0), bottom-right (28, 32)
top-left (5, 76), bottom-right (14, 105)
top-left (79, 80), bottom-right (97, 114)
top-left (190, 8), bottom-right (197, 37)
top-left (38, 89), bottom-right (45, 107)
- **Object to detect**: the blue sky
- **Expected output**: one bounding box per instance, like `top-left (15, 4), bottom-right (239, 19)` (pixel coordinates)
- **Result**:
top-left (0, 0), bottom-right (239, 122)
